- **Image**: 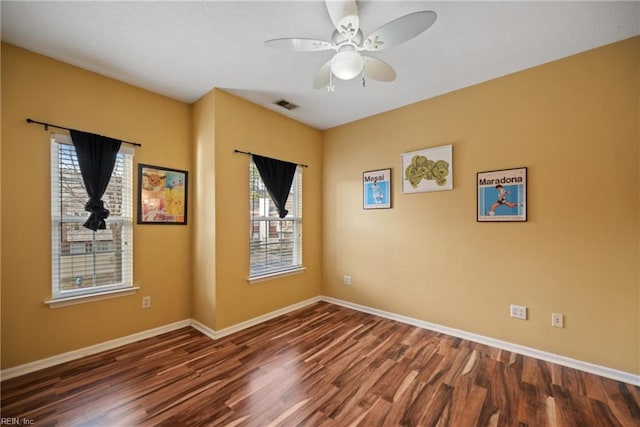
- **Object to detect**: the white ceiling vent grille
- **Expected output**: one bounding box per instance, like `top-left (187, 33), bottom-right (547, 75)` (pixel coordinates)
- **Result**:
top-left (273, 99), bottom-right (300, 111)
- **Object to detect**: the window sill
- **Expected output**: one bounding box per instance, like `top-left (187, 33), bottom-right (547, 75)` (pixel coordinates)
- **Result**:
top-left (248, 267), bottom-right (306, 284)
top-left (45, 287), bottom-right (140, 309)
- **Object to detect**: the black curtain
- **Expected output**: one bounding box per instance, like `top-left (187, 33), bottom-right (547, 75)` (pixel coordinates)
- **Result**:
top-left (70, 130), bottom-right (122, 231)
top-left (252, 155), bottom-right (297, 218)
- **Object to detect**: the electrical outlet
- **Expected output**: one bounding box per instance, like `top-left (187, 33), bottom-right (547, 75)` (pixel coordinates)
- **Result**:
top-left (552, 313), bottom-right (564, 328)
top-left (510, 304), bottom-right (527, 320)
top-left (142, 296), bottom-right (151, 309)
top-left (343, 275), bottom-right (352, 285)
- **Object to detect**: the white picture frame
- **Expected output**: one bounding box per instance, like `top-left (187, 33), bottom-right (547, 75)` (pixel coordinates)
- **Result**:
top-left (402, 144), bottom-right (453, 193)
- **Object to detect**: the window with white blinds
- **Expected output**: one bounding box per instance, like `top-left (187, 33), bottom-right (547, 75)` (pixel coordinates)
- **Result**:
top-left (51, 134), bottom-right (133, 299)
top-left (249, 162), bottom-right (302, 278)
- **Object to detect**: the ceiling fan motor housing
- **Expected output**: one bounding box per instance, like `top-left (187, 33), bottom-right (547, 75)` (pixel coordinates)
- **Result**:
top-left (331, 28), bottom-right (363, 45)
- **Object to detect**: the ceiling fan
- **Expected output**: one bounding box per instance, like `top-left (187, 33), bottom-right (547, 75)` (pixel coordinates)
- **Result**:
top-left (264, 0), bottom-right (437, 91)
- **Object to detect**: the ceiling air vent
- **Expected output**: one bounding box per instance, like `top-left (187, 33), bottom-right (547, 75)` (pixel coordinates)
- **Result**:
top-left (273, 98), bottom-right (299, 111)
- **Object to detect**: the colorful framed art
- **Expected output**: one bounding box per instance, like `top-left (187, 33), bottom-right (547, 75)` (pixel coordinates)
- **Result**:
top-left (137, 164), bottom-right (188, 224)
top-left (363, 168), bottom-right (391, 209)
top-left (477, 167), bottom-right (527, 222)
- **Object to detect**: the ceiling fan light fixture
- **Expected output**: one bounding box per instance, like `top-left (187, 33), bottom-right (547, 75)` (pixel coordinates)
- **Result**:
top-left (330, 50), bottom-right (364, 80)
top-left (264, 1), bottom-right (437, 90)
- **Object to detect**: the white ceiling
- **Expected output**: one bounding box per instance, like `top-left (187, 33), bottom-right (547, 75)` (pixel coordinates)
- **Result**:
top-left (2, 1), bottom-right (638, 130)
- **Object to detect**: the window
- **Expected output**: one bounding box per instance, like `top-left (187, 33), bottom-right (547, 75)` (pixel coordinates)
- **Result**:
top-left (249, 161), bottom-right (302, 279)
top-left (51, 134), bottom-right (134, 300)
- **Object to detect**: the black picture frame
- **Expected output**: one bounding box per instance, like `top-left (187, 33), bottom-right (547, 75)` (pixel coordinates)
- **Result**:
top-left (477, 167), bottom-right (527, 222)
top-left (137, 164), bottom-right (188, 224)
top-left (363, 168), bottom-right (392, 209)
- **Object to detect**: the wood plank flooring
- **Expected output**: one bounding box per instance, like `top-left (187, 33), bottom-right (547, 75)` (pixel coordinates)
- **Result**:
top-left (1, 302), bottom-right (639, 426)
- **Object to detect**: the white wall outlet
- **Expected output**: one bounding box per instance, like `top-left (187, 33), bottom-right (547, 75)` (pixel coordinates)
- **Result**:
top-left (510, 304), bottom-right (527, 320)
top-left (343, 275), bottom-right (352, 285)
top-left (142, 296), bottom-right (151, 309)
top-left (552, 313), bottom-right (564, 328)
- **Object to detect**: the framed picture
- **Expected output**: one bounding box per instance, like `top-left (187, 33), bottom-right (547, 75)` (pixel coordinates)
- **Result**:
top-left (477, 167), bottom-right (527, 222)
top-left (137, 164), bottom-right (188, 224)
top-left (402, 144), bottom-right (453, 193)
top-left (363, 168), bottom-right (392, 209)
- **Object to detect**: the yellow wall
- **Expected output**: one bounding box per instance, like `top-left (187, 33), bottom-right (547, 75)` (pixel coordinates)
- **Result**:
top-left (1, 44), bottom-right (323, 369)
top-left (192, 89), bottom-right (324, 330)
top-left (1, 44), bottom-right (193, 368)
top-left (323, 37), bottom-right (639, 374)
top-left (191, 89), bottom-right (217, 329)
top-left (2, 37), bottom-right (638, 376)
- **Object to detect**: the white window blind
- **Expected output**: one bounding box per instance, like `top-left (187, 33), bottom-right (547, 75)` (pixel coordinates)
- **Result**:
top-left (51, 134), bottom-right (133, 299)
top-left (249, 162), bottom-right (302, 278)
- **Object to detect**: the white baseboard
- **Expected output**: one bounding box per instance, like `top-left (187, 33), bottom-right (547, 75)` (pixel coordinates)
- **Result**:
top-left (190, 319), bottom-right (217, 340)
top-left (213, 296), bottom-right (322, 339)
top-left (321, 296), bottom-right (640, 387)
top-left (0, 319), bottom-right (191, 381)
top-left (4, 296), bottom-right (637, 387)
top-left (1, 297), bottom-right (321, 381)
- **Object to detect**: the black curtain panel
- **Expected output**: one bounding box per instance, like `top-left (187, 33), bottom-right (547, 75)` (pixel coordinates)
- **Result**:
top-left (70, 130), bottom-right (122, 231)
top-left (252, 155), bottom-right (297, 218)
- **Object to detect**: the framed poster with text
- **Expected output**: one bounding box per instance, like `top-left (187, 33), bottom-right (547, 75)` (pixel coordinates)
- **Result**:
top-left (477, 167), bottom-right (527, 222)
top-left (363, 168), bottom-right (391, 209)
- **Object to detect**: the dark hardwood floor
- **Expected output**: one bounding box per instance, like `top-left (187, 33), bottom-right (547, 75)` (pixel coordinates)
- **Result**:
top-left (1, 302), bottom-right (639, 426)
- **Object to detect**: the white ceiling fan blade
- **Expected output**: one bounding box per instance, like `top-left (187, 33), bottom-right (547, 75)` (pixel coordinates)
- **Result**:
top-left (362, 11), bottom-right (437, 51)
top-left (325, 0), bottom-right (359, 40)
top-left (363, 56), bottom-right (396, 82)
top-left (313, 59), bottom-right (332, 89)
top-left (264, 38), bottom-right (334, 52)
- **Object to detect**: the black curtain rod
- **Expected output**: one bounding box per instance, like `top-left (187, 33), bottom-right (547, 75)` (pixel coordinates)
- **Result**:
top-left (26, 118), bottom-right (142, 148)
top-left (234, 149), bottom-right (308, 168)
